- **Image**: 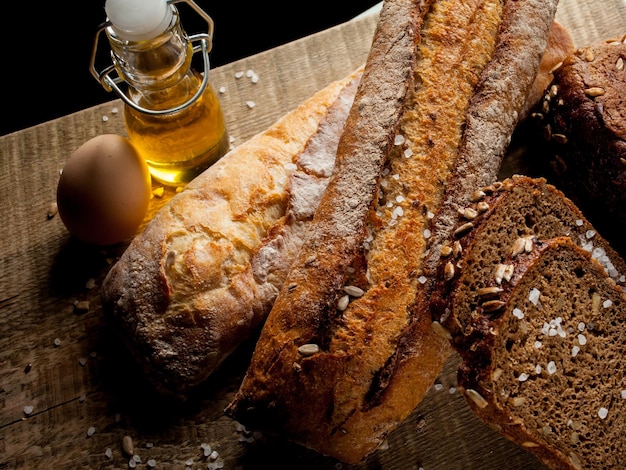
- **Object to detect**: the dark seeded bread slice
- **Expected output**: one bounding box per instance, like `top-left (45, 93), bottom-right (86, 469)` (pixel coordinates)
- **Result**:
top-left (453, 236), bottom-right (626, 470)
top-left (430, 175), bottom-right (626, 342)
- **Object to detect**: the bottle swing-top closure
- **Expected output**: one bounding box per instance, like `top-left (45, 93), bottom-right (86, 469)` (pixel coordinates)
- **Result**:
top-left (90, 0), bottom-right (214, 116)
top-left (88, 0), bottom-right (230, 186)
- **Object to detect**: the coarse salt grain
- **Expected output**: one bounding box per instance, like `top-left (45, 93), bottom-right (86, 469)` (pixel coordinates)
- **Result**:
top-left (603, 299), bottom-right (613, 308)
top-left (111, 107), bottom-right (119, 114)
top-left (535, 364), bottom-right (542, 374)
top-left (404, 148), bottom-right (413, 158)
top-left (23, 405), bottom-right (34, 415)
top-left (577, 334), bottom-right (587, 346)
top-left (87, 426), bottom-right (96, 437)
top-left (621, 390), bottom-right (626, 399)
top-left (219, 86), bottom-right (226, 94)
top-left (102, 115), bottom-right (109, 122)
top-left (529, 288), bottom-right (541, 305)
top-left (105, 448), bottom-right (112, 458)
top-left (598, 407), bottom-right (609, 419)
top-left (534, 341), bottom-right (542, 349)
top-left (547, 361), bottom-right (557, 374)
top-left (418, 275), bottom-right (427, 284)
top-left (235, 71), bottom-right (244, 79)
top-left (518, 373), bottom-right (529, 382)
top-left (394, 134), bottom-right (405, 145)
top-left (572, 345), bottom-right (580, 357)
top-left (246, 101), bottom-right (256, 109)
top-left (512, 308), bottom-right (524, 319)
top-left (575, 219), bottom-right (583, 226)
top-left (423, 229), bottom-right (431, 239)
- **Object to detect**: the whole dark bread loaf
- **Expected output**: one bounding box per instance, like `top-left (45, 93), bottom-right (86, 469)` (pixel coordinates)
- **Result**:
top-left (226, 0), bottom-right (558, 464)
top-left (453, 236), bottom-right (626, 470)
top-left (430, 175), bottom-right (626, 343)
top-left (533, 35), bottom-right (626, 255)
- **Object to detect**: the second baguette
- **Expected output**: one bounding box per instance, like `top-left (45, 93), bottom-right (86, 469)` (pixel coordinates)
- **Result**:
top-left (226, 0), bottom-right (559, 464)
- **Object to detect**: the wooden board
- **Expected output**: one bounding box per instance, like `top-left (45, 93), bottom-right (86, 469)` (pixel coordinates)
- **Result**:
top-left (1, 2), bottom-right (624, 469)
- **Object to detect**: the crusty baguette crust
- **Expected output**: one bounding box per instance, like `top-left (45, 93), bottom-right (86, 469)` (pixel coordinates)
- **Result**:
top-left (101, 67), bottom-right (363, 396)
top-left (226, 0), bottom-right (558, 464)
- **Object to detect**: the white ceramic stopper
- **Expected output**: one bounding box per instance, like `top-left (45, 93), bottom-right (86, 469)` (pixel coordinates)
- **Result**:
top-left (105, 0), bottom-right (173, 41)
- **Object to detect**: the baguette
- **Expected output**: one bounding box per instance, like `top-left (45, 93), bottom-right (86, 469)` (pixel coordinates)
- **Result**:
top-left (101, 67), bottom-right (363, 396)
top-left (226, 0), bottom-right (559, 464)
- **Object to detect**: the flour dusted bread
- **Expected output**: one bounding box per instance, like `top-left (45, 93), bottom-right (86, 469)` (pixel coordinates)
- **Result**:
top-left (226, 0), bottom-right (558, 464)
top-left (430, 175), bottom-right (626, 342)
top-left (101, 67), bottom-right (363, 396)
top-left (453, 236), bottom-right (626, 470)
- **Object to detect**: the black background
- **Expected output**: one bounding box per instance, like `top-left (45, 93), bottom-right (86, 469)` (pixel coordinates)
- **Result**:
top-left (2, 1), bottom-right (380, 136)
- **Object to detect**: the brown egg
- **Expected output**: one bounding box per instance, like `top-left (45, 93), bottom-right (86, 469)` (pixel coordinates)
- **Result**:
top-left (57, 134), bottom-right (152, 246)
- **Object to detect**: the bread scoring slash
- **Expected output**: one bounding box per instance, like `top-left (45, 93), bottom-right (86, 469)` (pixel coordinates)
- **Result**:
top-left (226, 0), bottom-right (559, 464)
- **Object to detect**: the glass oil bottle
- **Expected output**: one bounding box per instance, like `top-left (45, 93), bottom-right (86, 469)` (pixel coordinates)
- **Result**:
top-left (90, 0), bottom-right (229, 186)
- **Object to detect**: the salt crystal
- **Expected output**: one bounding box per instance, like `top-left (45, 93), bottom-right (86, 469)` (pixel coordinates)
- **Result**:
top-left (423, 229), bottom-right (431, 239)
top-left (572, 345), bottom-right (580, 357)
top-left (518, 373), bottom-right (529, 382)
top-left (23, 405), bottom-right (34, 415)
top-left (603, 299), bottom-right (613, 308)
top-left (575, 219), bottom-right (583, 226)
top-left (111, 107), bottom-right (119, 114)
top-left (219, 86), bottom-right (226, 94)
top-left (598, 407), bottom-right (609, 419)
top-left (586, 230), bottom-right (596, 239)
top-left (246, 101), bottom-right (256, 109)
top-left (577, 334), bottom-right (587, 346)
top-left (105, 448), bottom-right (112, 458)
top-left (547, 361), bottom-right (557, 374)
top-left (394, 134), bottom-right (405, 145)
top-left (418, 276), bottom-right (427, 284)
top-left (621, 390), bottom-right (626, 399)
top-left (235, 71), bottom-right (244, 79)
top-left (512, 308), bottom-right (524, 319)
top-left (87, 426), bottom-right (96, 437)
top-left (533, 341), bottom-right (542, 349)
top-left (529, 288), bottom-right (540, 305)
top-left (577, 322), bottom-right (586, 332)
top-left (535, 364), bottom-right (542, 374)
top-left (102, 115), bottom-right (109, 122)
top-left (404, 148), bottom-right (413, 158)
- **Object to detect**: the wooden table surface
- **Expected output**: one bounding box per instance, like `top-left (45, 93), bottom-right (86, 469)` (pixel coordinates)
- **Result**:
top-left (1, 2), bottom-right (624, 469)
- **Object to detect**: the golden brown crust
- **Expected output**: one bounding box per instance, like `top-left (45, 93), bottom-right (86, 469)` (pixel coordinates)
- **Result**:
top-left (101, 67), bottom-right (364, 396)
top-left (520, 21), bottom-right (576, 121)
top-left (226, 0), bottom-right (559, 464)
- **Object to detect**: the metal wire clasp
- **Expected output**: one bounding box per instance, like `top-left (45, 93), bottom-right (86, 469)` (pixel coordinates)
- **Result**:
top-left (89, 0), bottom-right (214, 116)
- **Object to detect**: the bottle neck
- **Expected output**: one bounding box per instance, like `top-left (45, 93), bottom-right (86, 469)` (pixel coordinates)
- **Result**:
top-left (106, 8), bottom-right (192, 92)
